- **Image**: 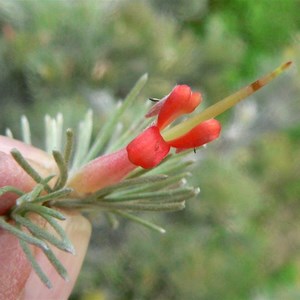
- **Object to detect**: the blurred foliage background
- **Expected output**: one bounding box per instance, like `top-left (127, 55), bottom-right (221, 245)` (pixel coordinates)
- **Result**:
top-left (1, 0), bottom-right (300, 299)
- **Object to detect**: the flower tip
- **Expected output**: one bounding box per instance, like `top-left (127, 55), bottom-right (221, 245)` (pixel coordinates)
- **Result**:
top-left (167, 119), bottom-right (221, 149)
top-left (174, 84), bottom-right (191, 93)
top-left (157, 84), bottom-right (196, 130)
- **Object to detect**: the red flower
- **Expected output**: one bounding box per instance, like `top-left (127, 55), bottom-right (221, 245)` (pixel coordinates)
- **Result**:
top-left (69, 85), bottom-right (221, 194)
top-left (1, 61), bottom-right (291, 200)
top-left (127, 85), bottom-right (221, 168)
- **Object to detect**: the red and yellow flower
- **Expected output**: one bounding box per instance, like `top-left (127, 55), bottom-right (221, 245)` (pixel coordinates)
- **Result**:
top-left (68, 84), bottom-right (221, 195)
top-left (0, 60), bottom-right (292, 208)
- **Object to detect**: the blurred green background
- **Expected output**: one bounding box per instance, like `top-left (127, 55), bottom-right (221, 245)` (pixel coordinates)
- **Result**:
top-left (1, 0), bottom-right (300, 299)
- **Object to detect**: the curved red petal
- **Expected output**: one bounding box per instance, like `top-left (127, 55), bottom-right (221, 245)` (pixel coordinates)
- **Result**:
top-left (157, 85), bottom-right (202, 130)
top-left (189, 92), bottom-right (202, 109)
top-left (126, 126), bottom-right (170, 169)
top-left (167, 119), bottom-right (221, 149)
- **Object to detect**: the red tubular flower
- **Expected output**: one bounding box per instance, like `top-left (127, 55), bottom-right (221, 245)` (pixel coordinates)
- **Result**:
top-left (0, 62), bottom-right (291, 199)
top-left (127, 85), bottom-right (221, 169)
top-left (69, 85), bottom-right (217, 192)
top-left (68, 149), bottom-right (136, 196)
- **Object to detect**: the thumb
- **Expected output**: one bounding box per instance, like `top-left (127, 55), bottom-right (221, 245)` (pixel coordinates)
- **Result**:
top-left (0, 211), bottom-right (91, 300)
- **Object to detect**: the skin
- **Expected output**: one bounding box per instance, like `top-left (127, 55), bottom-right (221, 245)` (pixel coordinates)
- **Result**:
top-left (0, 136), bottom-right (93, 299)
top-left (0, 136), bottom-right (91, 300)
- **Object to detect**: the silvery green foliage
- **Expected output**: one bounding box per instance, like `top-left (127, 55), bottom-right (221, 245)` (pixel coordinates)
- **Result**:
top-left (0, 74), bottom-right (198, 287)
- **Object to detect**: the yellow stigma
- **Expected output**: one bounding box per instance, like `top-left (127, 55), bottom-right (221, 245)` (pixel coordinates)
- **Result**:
top-left (162, 61), bottom-right (292, 141)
